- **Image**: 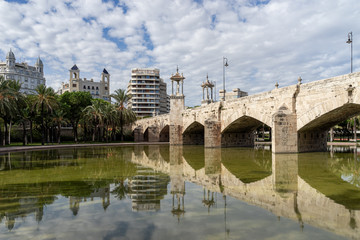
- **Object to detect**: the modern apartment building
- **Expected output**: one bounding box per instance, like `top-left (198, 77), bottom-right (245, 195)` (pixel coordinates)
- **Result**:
top-left (59, 65), bottom-right (110, 102)
top-left (0, 49), bottom-right (46, 94)
top-left (127, 68), bottom-right (170, 117)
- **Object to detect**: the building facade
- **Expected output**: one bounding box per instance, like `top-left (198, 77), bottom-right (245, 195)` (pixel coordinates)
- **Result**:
top-left (59, 65), bottom-right (110, 102)
top-left (0, 49), bottom-right (46, 94)
top-left (127, 68), bottom-right (170, 117)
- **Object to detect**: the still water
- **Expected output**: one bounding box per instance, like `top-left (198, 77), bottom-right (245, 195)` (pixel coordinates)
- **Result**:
top-left (0, 145), bottom-right (359, 239)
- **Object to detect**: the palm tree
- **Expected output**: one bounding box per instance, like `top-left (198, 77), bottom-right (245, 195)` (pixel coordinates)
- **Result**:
top-left (32, 85), bottom-right (58, 145)
top-left (111, 89), bottom-right (136, 141)
top-left (83, 100), bottom-right (106, 142)
top-left (0, 77), bottom-right (23, 145)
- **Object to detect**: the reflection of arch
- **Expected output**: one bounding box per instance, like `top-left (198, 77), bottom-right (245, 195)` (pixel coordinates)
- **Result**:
top-left (298, 103), bottom-right (360, 132)
top-left (222, 116), bottom-right (268, 147)
top-left (183, 121), bottom-right (204, 145)
top-left (183, 146), bottom-right (204, 170)
top-left (299, 153), bottom-right (360, 210)
top-left (159, 125), bottom-right (169, 142)
top-left (221, 148), bottom-right (272, 183)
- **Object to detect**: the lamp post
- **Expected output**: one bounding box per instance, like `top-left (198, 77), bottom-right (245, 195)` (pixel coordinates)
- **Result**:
top-left (222, 57), bottom-right (228, 101)
top-left (347, 32), bottom-right (356, 143)
top-left (347, 32), bottom-right (353, 73)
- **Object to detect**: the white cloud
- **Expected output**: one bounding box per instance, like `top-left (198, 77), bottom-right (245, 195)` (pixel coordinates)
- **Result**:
top-left (0, 0), bottom-right (358, 106)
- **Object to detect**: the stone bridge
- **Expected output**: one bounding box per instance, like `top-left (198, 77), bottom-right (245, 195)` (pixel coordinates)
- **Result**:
top-left (129, 145), bottom-right (360, 239)
top-left (132, 72), bottom-right (360, 153)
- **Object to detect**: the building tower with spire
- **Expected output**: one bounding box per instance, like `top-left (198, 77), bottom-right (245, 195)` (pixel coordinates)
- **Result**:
top-left (59, 65), bottom-right (110, 102)
top-left (0, 49), bottom-right (46, 94)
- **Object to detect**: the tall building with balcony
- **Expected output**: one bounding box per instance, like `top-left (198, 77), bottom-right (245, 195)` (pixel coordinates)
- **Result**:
top-left (0, 49), bottom-right (46, 94)
top-left (59, 65), bottom-right (110, 102)
top-left (127, 68), bottom-right (170, 117)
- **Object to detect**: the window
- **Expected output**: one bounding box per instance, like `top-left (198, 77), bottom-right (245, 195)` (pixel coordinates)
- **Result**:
top-left (105, 87), bottom-right (108, 90)
top-left (73, 84), bottom-right (77, 87)
top-left (88, 86), bottom-right (90, 89)
top-left (83, 86), bottom-right (86, 89)
top-left (96, 86), bottom-right (99, 90)
top-left (92, 86), bottom-right (94, 90)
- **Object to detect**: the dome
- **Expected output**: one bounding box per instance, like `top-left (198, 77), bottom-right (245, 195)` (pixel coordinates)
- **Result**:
top-left (36, 56), bottom-right (43, 66)
top-left (6, 49), bottom-right (15, 59)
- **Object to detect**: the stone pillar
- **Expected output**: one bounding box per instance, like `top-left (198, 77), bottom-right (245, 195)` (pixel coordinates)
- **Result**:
top-left (170, 95), bottom-right (185, 145)
top-left (147, 126), bottom-right (159, 142)
top-left (272, 105), bottom-right (298, 153)
top-left (204, 119), bottom-right (221, 148)
top-left (133, 126), bottom-right (144, 142)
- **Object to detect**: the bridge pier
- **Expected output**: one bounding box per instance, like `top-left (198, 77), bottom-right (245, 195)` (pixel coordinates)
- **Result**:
top-left (204, 119), bottom-right (221, 148)
top-left (134, 126), bottom-right (144, 142)
top-left (147, 126), bottom-right (160, 142)
top-left (272, 105), bottom-right (298, 153)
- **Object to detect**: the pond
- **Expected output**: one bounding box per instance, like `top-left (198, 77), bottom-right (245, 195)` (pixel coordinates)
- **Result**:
top-left (0, 145), bottom-right (359, 239)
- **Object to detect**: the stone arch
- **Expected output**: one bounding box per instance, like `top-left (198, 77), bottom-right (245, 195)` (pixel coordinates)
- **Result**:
top-left (221, 109), bottom-right (272, 133)
top-left (159, 125), bottom-right (169, 142)
top-left (221, 115), bottom-right (270, 147)
top-left (143, 128), bottom-right (149, 142)
top-left (297, 102), bottom-right (360, 152)
top-left (183, 121), bottom-right (204, 145)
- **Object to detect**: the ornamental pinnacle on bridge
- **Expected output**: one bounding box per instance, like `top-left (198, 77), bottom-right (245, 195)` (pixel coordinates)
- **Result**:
top-left (170, 66), bottom-right (185, 96)
top-left (169, 66), bottom-right (185, 145)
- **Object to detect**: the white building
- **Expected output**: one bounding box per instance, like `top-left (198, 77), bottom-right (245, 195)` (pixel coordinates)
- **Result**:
top-left (219, 88), bottom-right (248, 100)
top-left (0, 49), bottom-right (46, 94)
top-left (59, 65), bottom-right (110, 102)
top-left (127, 68), bottom-right (170, 117)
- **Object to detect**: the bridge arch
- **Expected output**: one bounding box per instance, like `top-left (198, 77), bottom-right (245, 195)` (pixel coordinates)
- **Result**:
top-left (159, 125), bottom-right (169, 142)
top-left (221, 115), bottom-right (270, 147)
top-left (183, 121), bottom-right (204, 145)
top-left (297, 102), bottom-right (360, 152)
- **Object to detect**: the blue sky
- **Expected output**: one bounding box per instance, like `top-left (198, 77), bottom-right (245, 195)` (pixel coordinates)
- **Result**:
top-left (0, 0), bottom-right (359, 106)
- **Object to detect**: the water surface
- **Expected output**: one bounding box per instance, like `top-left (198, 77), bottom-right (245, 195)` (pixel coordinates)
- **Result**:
top-left (0, 145), bottom-right (359, 239)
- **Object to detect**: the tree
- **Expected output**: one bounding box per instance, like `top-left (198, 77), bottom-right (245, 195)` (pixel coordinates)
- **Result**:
top-left (32, 85), bottom-right (58, 145)
top-left (0, 77), bottom-right (24, 145)
top-left (111, 89), bottom-right (136, 141)
top-left (60, 91), bottom-right (92, 142)
top-left (83, 99), bottom-right (107, 142)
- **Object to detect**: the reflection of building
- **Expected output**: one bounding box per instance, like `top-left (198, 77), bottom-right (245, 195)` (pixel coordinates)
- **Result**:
top-left (128, 166), bottom-right (169, 211)
top-left (59, 65), bottom-right (110, 102)
top-left (127, 68), bottom-right (170, 117)
top-left (0, 49), bottom-right (46, 94)
top-left (219, 88), bottom-right (247, 100)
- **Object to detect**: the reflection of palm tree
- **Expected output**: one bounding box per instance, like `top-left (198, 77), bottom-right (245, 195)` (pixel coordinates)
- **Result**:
top-left (111, 180), bottom-right (129, 200)
top-left (329, 157), bottom-right (360, 188)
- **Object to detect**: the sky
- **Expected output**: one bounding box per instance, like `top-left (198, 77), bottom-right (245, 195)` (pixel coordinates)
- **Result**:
top-left (0, 0), bottom-right (359, 107)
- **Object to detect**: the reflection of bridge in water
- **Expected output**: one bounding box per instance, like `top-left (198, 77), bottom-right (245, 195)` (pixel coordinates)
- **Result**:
top-left (130, 145), bottom-right (360, 239)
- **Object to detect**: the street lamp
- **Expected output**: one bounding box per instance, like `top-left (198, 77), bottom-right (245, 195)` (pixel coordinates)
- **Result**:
top-left (347, 32), bottom-right (356, 142)
top-left (347, 32), bottom-right (353, 73)
top-left (222, 57), bottom-right (228, 101)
